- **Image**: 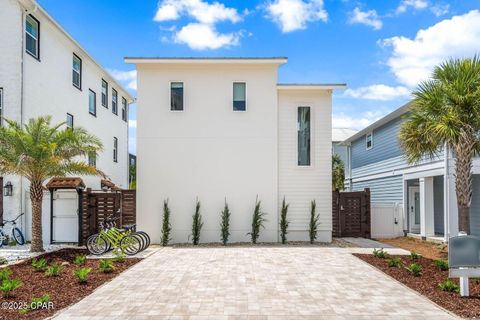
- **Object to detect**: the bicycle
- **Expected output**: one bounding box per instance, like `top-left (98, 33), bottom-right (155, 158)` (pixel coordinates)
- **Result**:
top-left (0, 213), bottom-right (25, 247)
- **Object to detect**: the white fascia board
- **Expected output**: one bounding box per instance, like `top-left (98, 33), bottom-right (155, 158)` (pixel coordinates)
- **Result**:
top-left (277, 84), bottom-right (347, 90)
top-left (124, 58), bottom-right (288, 65)
top-left (351, 161), bottom-right (444, 183)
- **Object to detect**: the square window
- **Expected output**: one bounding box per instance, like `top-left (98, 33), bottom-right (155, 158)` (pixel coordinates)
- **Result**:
top-left (170, 82), bottom-right (184, 111)
top-left (89, 89), bottom-right (96, 116)
top-left (233, 82), bottom-right (246, 111)
top-left (66, 113), bottom-right (74, 129)
top-left (366, 132), bottom-right (373, 150)
top-left (25, 15), bottom-right (40, 59)
top-left (72, 54), bottom-right (82, 89)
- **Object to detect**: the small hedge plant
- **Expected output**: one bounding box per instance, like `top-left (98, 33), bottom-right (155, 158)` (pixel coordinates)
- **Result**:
top-left (98, 259), bottom-right (115, 273)
top-left (1, 278), bottom-right (22, 298)
top-left (220, 200), bottom-right (231, 246)
top-left (45, 263), bottom-right (63, 277)
top-left (280, 197), bottom-right (289, 244)
top-left (410, 251), bottom-right (420, 261)
top-left (373, 248), bottom-right (388, 259)
top-left (309, 200), bottom-right (319, 244)
top-left (387, 257), bottom-right (402, 267)
top-left (74, 254), bottom-right (87, 266)
top-left (433, 259), bottom-right (449, 271)
top-left (248, 197), bottom-right (267, 244)
top-left (74, 267), bottom-right (92, 283)
top-left (438, 279), bottom-right (459, 293)
top-left (20, 294), bottom-right (51, 314)
top-left (32, 258), bottom-right (48, 272)
top-left (406, 263), bottom-right (422, 276)
top-left (161, 199), bottom-right (172, 246)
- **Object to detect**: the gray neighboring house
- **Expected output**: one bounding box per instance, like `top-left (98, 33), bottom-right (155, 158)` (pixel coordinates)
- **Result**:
top-left (332, 128), bottom-right (356, 166)
top-left (342, 102), bottom-right (480, 241)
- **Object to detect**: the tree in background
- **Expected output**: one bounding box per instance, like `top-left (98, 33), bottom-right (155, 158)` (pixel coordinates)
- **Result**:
top-left (332, 154), bottom-right (345, 191)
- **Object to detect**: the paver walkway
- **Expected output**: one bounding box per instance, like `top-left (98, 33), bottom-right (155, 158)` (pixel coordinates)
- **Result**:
top-left (55, 247), bottom-right (455, 319)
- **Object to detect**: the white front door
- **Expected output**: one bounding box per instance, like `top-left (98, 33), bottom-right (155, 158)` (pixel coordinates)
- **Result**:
top-left (409, 186), bottom-right (420, 233)
top-left (52, 191), bottom-right (78, 243)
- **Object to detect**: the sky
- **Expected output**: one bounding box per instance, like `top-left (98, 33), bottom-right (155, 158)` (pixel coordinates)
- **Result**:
top-left (37, 0), bottom-right (480, 154)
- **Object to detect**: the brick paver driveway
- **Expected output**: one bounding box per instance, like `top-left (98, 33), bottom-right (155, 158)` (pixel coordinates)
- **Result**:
top-left (55, 247), bottom-right (454, 319)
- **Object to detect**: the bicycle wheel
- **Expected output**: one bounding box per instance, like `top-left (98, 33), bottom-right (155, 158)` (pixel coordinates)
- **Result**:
top-left (86, 234), bottom-right (109, 255)
top-left (135, 231), bottom-right (150, 251)
top-left (0, 230), bottom-right (5, 248)
top-left (119, 234), bottom-right (142, 256)
top-left (12, 227), bottom-right (25, 245)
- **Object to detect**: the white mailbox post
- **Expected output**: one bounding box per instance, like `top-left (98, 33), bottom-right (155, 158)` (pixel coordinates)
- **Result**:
top-left (448, 234), bottom-right (480, 297)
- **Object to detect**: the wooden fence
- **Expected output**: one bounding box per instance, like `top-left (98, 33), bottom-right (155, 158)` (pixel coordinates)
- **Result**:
top-left (332, 188), bottom-right (371, 238)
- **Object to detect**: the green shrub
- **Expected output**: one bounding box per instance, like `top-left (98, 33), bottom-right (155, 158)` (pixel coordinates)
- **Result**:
top-left (19, 294), bottom-right (50, 314)
top-left (161, 199), bottom-right (172, 246)
top-left (373, 248), bottom-right (388, 259)
top-left (309, 200), bottom-right (319, 244)
top-left (0, 257), bottom-right (7, 265)
top-left (190, 200), bottom-right (203, 245)
top-left (406, 263), bottom-right (422, 276)
top-left (280, 197), bottom-right (289, 244)
top-left (438, 279), bottom-right (459, 293)
top-left (0, 278), bottom-right (22, 297)
top-left (410, 251), bottom-right (420, 261)
top-left (98, 259), bottom-right (114, 273)
top-left (8, 238), bottom-right (17, 246)
top-left (220, 199), bottom-right (231, 246)
top-left (0, 267), bottom-right (12, 281)
top-left (248, 197), bottom-right (267, 244)
top-left (112, 250), bottom-right (126, 263)
top-left (31, 258), bottom-right (48, 272)
top-left (45, 263), bottom-right (63, 277)
top-left (387, 257), bottom-right (402, 267)
top-left (74, 254), bottom-right (87, 266)
top-left (433, 259), bottom-right (449, 271)
top-left (74, 267), bottom-right (92, 283)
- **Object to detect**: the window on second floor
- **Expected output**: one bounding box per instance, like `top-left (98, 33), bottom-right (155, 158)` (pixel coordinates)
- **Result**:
top-left (101, 79), bottom-right (108, 108)
top-left (88, 89), bottom-right (96, 116)
top-left (112, 88), bottom-right (118, 115)
top-left (72, 54), bottom-right (82, 90)
top-left (66, 113), bottom-right (74, 129)
top-left (170, 82), bottom-right (184, 111)
top-left (366, 132), bottom-right (373, 150)
top-left (25, 15), bottom-right (40, 59)
top-left (233, 82), bottom-right (246, 111)
top-left (121, 97), bottom-right (127, 121)
top-left (113, 137), bottom-right (118, 163)
top-left (88, 152), bottom-right (96, 167)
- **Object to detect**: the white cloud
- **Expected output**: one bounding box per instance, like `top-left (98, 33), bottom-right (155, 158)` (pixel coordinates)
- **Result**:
top-left (395, 0), bottom-right (428, 14)
top-left (154, 0), bottom-right (241, 24)
top-left (266, 0), bottom-right (328, 33)
top-left (333, 111), bottom-right (386, 131)
top-left (174, 23), bottom-right (240, 50)
top-left (108, 69), bottom-right (137, 91)
top-left (431, 3), bottom-right (449, 17)
top-left (348, 7), bottom-right (382, 30)
top-left (381, 10), bottom-right (480, 87)
top-left (344, 84), bottom-right (410, 101)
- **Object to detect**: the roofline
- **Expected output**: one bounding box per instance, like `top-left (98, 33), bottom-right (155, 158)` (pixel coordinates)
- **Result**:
top-left (124, 57), bottom-right (288, 65)
top-left (20, 0), bottom-right (134, 102)
top-left (341, 101), bottom-right (413, 145)
top-left (277, 83), bottom-right (347, 90)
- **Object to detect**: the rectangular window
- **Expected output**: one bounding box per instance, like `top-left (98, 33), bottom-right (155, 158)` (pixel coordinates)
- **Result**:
top-left (88, 89), bottom-right (96, 116)
top-left (72, 54), bottom-right (82, 90)
top-left (88, 152), bottom-right (96, 167)
top-left (101, 79), bottom-right (108, 108)
top-left (121, 97), bottom-right (127, 121)
top-left (233, 82), bottom-right (246, 111)
top-left (112, 88), bottom-right (118, 115)
top-left (66, 113), bottom-right (74, 129)
top-left (113, 137), bottom-right (118, 162)
top-left (170, 82), bottom-right (184, 111)
top-left (25, 15), bottom-right (40, 59)
top-left (366, 132), bottom-right (373, 150)
top-left (298, 106), bottom-right (311, 166)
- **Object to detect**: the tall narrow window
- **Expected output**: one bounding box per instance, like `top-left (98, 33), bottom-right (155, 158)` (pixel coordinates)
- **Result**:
top-left (112, 88), bottom-right (118, 115)
top-left (366, 132), bottom-right (373, 150)
top-left (298, 106), bottom-right (311, 166)
top-left (66, 113), bottom-right (74, 129)
top-left (26, 15), bottom-right (40, 59)
top-left (113, 137), bottom-right (118, 162)
top-left (72, 54), bottom-right (82, 89)
top-left (101, 79), bottom-right (108, 108)
top-left (0, 88), bottom-right (3, 127)
top-left (88, 152), bottom-right (96, 167)
top-left (170, 82), bottom-right (184, 111)
top-left (121, 97), bottom-right (127, 121)
top-left (88, 89), bottom-right (96, 116)
top-left (233, 82), bottom-right (246, 111)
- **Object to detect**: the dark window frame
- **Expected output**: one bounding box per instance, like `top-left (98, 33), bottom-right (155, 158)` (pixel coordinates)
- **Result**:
top-left (113, 137), bottom-right (118, 163)
top-left (72, 53), bottom-right (82, 90)
top-left (88, 151), bottom-right (96, 167)
top-left (366, 132), bottom-right (373, 150)
top-left (25, 14), bottom-right (40, 60)
top-left (112, 88), bottom-right (118, 115)
top-left (66, 113), bottom-right (74, 129)
top-left (101, 79), bottom-right (108, 108)
top-left (297, 106), bottom-right (311, 167)
top-left (88, 89), bottom-right (96, 116)
top-left (170, 82), bottom-right (184, 111)
top-left (121, 97), bottom-right (127, 122)
top-left (233, 82), bottom-right (246, 111)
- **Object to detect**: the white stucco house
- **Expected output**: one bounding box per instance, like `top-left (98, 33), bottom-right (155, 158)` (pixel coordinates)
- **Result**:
top-left (125, 57), bottom-right (345, 244)
top-left (0, 0), bottom-right (133, 244)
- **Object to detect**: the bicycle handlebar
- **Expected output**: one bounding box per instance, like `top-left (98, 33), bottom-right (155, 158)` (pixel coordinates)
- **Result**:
top-left (3, 213), bottom-right (24, 224)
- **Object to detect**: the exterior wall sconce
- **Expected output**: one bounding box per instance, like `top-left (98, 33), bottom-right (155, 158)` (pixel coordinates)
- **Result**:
top-left (4, 181), bottom-right (13, 197)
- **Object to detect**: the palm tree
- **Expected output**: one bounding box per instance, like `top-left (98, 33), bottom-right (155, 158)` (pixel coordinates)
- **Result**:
top-left (399, 56), bottom-right (480, 234)
top-left (332, 154), bottom-right (345, 191)
top-left (0, 117), bottom-right (103, 252)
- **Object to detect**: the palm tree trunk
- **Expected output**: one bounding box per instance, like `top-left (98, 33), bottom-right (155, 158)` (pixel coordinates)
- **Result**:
top-left (30, 181), bottom-right (44, 252)
top-left (454, 131), bottom-right (474, 234)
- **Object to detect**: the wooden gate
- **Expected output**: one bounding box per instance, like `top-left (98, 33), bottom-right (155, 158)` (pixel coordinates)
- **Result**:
top-left (332, 188), bottom-right (371, 238)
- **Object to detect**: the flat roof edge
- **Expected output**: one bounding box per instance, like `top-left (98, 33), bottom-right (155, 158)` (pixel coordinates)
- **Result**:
top-left (124, 57), bottom-right (288, 64)
top-left (277, 84), bottom-right (347, 90)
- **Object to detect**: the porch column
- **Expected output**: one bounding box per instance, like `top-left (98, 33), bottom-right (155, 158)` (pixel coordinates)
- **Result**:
top-left (420, 177), bottom-right (435, 238)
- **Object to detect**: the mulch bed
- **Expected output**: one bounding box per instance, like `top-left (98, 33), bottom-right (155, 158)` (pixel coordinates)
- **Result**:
top-left (355, 253), bottom-right (480, 319)
top-left (0, 248), bottom-right (141, 320)
top-left (379, 237), bottom-right (448, 260)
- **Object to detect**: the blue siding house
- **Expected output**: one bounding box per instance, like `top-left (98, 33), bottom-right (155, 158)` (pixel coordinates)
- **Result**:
top-left (343, 102), bottom-right (480, 241)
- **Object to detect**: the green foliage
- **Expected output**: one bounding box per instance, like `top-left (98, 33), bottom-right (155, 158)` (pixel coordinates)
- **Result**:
top-left (309, 200), bottom-right (319, 244)
top-left (280, 197), bottom-right (289, 244)
top-left (0, 278), bottom-right (22, 297)
top-left (373, 248), bottom-right (388, 259)
top-left (332, 154), bottom-right (345, 191)
top-left (191, 200), bottom-right (203, 245)
top-left (98, 259), bottom-right (115, 273)
top-left (74, 254), bottom-right (87, 266)
top-left (433, 259), bottom-right (449, 271)
top-left (129, 164), bottom-right (136, 190)
top-left (248, 197), bottom-right (267, 244)
top-left (45, 263), bottom-right (63, 277)
top-left (220, 199), bottom-right (231, 246)
top-left (406, 263), bottom-right (422, 276)
top-left (0, 267), bottom-right (12, 281)
top-left (0, 257), bottom-right (7, 265)
top-left (387, 257), bottom-right (402, 267)
top-left (438, 279), bottom-right (459, 293)
top-left (74, 267), bottom-right (92, 283)
top-left (161, 199), bottom-right (172, 246)
top-left (410, 251), bottom-right (420, 261)
top-left (31, 258), bottom-right (48, 272)
top-left (112, 249), bottom-right (126, 263)
top-left (8, 238), bottom-right (17, 246)
top-left (19, 294), bottom-right (50, 314)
